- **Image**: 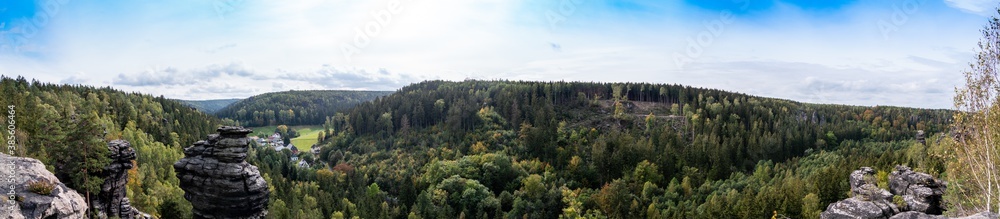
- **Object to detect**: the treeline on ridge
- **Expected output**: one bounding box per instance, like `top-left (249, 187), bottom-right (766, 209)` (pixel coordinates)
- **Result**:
top-left (0, 76), bottom-right (223, 217)
top-left (214, 90), bottom-right (392, 127)
top-left (251, 80), bottom-right (954, 219)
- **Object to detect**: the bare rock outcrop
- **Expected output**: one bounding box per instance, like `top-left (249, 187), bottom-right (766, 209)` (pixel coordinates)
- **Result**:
top-left (889, 165), bottom-right (946, 214)
top-left (174, 126), bottom-right (269, 219)
top-left (0, 153), bottom-right (87, 219)
top-left (94, 140), bottom-right (150, 219)
top-left (889, 211), bottom-right (1000, 219)
top-left (953, 212), bottom-right (1000, 219)
top-left (890, 211), bottom-right (946, 219)
top-left (821, 167), bottom-right (898, 219)
top-left (917, 130), bottom-right (927, 145)
top-left (823, 166), bottom-right (998, 219)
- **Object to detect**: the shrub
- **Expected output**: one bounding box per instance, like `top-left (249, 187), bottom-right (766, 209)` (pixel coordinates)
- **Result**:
top-left (893, 195), bottom-right (907, 211)
top-left (27, 180), bottom-right (55, 196)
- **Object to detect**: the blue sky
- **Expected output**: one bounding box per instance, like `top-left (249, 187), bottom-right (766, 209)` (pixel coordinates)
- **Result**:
top-left (0, 0), bottom-right (994, 109)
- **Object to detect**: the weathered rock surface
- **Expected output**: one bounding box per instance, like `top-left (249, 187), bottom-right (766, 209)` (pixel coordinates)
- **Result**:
top-left (822, 166), bottom-right (998, 219)
top-left (890, 165), bottom-right (946, 214)
top-left (174, 126), bottom-right (269, 219)
top-left (822, 197), bottom-right (898, 219)
top-left (94, 140), bottom-right (150, 219)
top-left (917, 130), bottom-right (927, 145)
top-left (822, 167), bottom-right (898, 219)
top-left (888, 211), bottom-right (999, 219)
top-left (890, 211), bottom-right (946, 219)
top-left (0, 153), bottom-right (87, 219)
top-left (951, 212), bottom-right (1000, 219)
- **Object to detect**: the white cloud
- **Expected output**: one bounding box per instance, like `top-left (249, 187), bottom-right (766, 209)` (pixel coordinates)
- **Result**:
top-left (277, 66), bottom-right (424, 90)
top-left (114, 66), bottom-right (191, 86)
top-left (944, 0), bottom-right (998, 15)
top-left (0, 0), bottom-right (986, 108)
top-left (59, 72), bottom-right (89, 85)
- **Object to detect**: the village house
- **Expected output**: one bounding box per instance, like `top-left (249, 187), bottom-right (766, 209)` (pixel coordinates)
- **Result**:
top-left (311, 144), bottom-right (321, 156)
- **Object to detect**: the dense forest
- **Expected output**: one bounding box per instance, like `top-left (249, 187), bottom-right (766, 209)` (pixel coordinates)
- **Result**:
top-left (0, 76), bottom-right (969, 218)
top-left (178, 98), bottom-right (241, 114)
top-left (0, 76), bottom-right (230, 218)
top-left (251, 80), bottom-right (957, 219)
top-left (214, 90), bottom-right (392, 127)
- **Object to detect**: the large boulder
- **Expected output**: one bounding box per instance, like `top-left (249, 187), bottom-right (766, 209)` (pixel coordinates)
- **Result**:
top-left (822, 197), bottom-right (898, 219)
top-left (951, 212), bottom-right (999, 219)
top-left (94, 140), bottom-right (150, 219)
top-left (0, 153), bottom-right (87, 219)
top-left (890, 211), bottom-right (1000, 219)
top-left (890, 211), bottom-right (946, 219)
top-left (822, 166), bottom-right (997, 219)
top-left (889, 165), bottom-right (946, 214)
top-left (174, 126), bottom-right (269, 219)
top-left (822, 167), bottom-right (898, 219)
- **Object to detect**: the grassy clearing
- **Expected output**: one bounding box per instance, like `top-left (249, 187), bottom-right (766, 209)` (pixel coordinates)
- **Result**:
top-left (248, 125), bottom-right (322, 152)
top-left (290, 129), bottom-right (322, 152)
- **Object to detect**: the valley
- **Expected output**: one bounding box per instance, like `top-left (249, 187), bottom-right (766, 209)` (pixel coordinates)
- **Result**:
top-left (0, 77), bottom-right (994, 219)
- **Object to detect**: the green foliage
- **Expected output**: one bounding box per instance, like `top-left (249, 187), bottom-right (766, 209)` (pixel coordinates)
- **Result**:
top-left (801, 193), bottom-right (821, 219)
top-left (27, 180), bottom-right (55, 195)
top-left (415, 175), bottom-right (500, 218)
top-left (0, 76), bottom-right (218, 217)
top-left (877, 170), bottom-right (890, 190)
top-left (240, 80), bottom-right (954, 218)
top-left (950, 9), bottom-right (1000, 214)
top-left (177, 98), bottom-right (240, 114)
top-left (632, 160), bottom-right (663, 184)
top-left (215, 90), bottom-right (392, 127)
top-left (893, 195), bottom-right (907, 210)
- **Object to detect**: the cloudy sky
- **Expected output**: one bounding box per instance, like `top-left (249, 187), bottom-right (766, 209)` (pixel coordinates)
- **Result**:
top-left (0, 0), bottom-right (993, 109)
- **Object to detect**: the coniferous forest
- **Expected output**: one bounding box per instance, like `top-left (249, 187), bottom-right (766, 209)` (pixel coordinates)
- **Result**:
top-left (0, 76), bottom-right (222, 218)
top-left (214, 90), bottom-right (392, 127)
top-left (8, 1), bottom-right (1000, 219)
top-left (5, 75), bottom-right (968, 218)
top-left (178, 98), bottom-right (241, 114)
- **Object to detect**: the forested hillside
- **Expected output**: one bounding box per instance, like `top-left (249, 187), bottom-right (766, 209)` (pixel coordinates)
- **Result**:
top-left (215, 90), bottom-right (392, 127)
top-left (178, 98), bottom-right (240, 114)
top-left (253, 80), bottom-right (955, 219)
top-left (0, 76), bottom-right (223, 218)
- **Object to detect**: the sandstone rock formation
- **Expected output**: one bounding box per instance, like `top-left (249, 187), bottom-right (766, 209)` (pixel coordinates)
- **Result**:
top-left (888, 211), bottom-right (1000, 219)
top-left (889, 211), bottom-right (945, 219)
top-left (890, 165), bottom-right (946, 214)
top-left (821, 167), bottom-right (898, 219)
top-left (917, 130), bottom-right (926, 145)
top-left (94, 140), bottom-right (150, 219)
top-left (174, 126), bottom-right (269, 219)
top-left (953, 212), bottom-right (1000, 219)
top-left (0, 153), bottom-right (87, 219)
top-left (822, 166), bottom-right (998, 219)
